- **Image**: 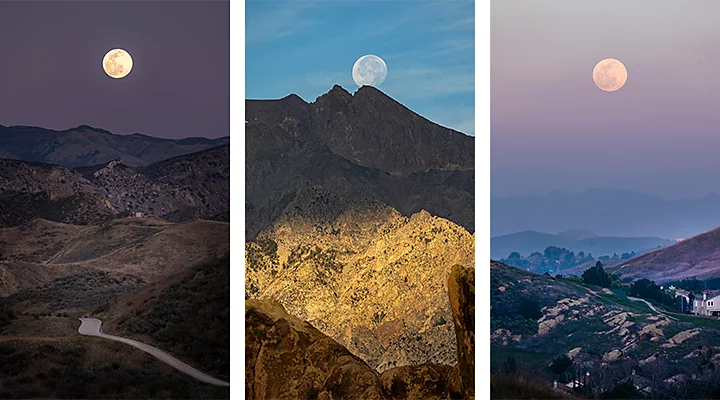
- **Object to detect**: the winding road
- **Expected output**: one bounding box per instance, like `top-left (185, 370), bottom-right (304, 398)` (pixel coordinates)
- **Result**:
top-left (78, 318), bottom-right (229, 387)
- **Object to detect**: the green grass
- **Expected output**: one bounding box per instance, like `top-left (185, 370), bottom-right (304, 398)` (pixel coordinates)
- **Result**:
top-left (491, 345), bottom-right (551, 372)
top-left (671, 313), bottom-right (720, 331)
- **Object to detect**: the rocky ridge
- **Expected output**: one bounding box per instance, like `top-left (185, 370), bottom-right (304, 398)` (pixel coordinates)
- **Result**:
top-left (246, 183), bottom-right (474, 372)
top-left (0, 145), bottom-right (229, 228)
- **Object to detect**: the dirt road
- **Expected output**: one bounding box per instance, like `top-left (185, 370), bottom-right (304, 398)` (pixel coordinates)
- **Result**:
top-left (78, 318), bottom-right (229, 387)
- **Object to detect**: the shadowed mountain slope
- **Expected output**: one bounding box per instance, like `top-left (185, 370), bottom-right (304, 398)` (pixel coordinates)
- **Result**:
top-left (245, 85), bottom-right (474, 238)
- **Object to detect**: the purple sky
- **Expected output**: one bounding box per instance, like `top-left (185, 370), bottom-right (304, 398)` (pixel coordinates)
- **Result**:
top-left (492, 0), bottom-right (720, 199)
top-left (0, 1), bottom-right (229, 139)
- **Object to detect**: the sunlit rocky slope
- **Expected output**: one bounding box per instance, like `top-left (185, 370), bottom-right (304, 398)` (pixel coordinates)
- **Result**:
top-left (245, 183), bottom-right (474, 371)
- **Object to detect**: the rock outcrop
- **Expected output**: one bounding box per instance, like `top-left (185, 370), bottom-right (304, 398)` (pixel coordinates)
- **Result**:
top-left (245, 264), bottom-right (476, 399)
top-left (448, 264), bottom-right (475, 399)
top-left (0, 145), bottom-right (229, 228)
top-left (245, 188), bottom-right (475, 371)
top-left (245, 299), bottom-right (387, 400)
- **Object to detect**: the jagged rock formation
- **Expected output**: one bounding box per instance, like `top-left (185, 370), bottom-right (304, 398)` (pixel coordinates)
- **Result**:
top-left (245, 85), bottom-right (474, 238)
top-left (0, 124), bottom-right (229, 168)
top-left (0, 159), bottom-right (113, 227)
top-left (245, 265), bottom-right (476, 400)
top-left (0, 145), bottom-right (229, 227)
top-left (79, 144), bottom-right (230, 222)
top-left (245, 182), bottom-right (474, 372)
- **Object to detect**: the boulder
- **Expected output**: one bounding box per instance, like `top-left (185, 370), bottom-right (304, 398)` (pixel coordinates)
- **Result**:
top-left (245, 298), bottom-right (387, 400)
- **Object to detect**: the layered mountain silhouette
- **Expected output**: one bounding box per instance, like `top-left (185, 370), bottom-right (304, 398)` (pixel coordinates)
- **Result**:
top-left (493, 189), bottom-right (720, 239)
top-left (245, 84), bottom-right (474, 238)
top-left (0, 123), bottom-right (229, 168)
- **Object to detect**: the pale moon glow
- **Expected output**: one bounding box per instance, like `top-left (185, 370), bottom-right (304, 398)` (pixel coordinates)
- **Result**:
top-left (352, 55), bottom-right (388, 87)
top-left (103, 48), bottom-right (133, 79)
top-left (592, 58), bottom-right (627, 92)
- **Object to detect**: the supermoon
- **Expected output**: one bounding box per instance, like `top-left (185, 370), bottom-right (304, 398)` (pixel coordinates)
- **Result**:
top-left (592, 58), bottom-right (627, 92)
top-left (103, 49), bottom-right (133, 79)
top-left (352, 55), bottom-right (388, 87)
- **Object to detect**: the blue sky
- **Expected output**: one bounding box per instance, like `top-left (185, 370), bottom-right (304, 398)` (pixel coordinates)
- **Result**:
top-left (246, 0), bottom-right (474, 135)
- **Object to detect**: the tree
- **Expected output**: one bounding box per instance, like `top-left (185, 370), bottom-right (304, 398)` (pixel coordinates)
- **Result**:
top-left (518, 296), bottom-right (543, 320)
top-left (583, 266), bottom-right (613, 287)
top-left (601, 381), bottom-right (641, 399)
top-left (549, 355), bottom-right (573, 376)
top-left (503, 356), bottom-right (517, 373)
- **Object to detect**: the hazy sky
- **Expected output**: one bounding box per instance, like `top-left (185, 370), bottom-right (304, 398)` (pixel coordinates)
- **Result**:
top-left (492, 0), bottom-right (720, 199)
top-left (246, 0), bottom-right (475, 135)
top-left (0, 1), bottom-right (229, 139)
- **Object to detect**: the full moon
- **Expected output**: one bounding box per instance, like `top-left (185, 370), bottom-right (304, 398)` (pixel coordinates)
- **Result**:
top-left (103, 49), bottom-right (133, 79)
top-left (352, 55), bottom-right (387, 87)
top-left (592, 58), bottom-right (627, 92)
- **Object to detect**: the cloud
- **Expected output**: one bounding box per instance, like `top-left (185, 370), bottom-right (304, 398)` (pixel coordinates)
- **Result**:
top-left (246, 1), bottom-right (318, 44)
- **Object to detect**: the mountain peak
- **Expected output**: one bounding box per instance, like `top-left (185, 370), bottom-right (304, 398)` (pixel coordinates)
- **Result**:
top-left (68, 125), bottom-right (113, 135)
top-left (281, 93), bottom-right (307, 104)
top-left (313, 84), bottom-right (353, 105)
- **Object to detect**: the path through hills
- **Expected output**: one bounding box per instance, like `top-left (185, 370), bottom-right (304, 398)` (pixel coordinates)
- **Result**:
top-left (77, 318), bottom-right (229, 387)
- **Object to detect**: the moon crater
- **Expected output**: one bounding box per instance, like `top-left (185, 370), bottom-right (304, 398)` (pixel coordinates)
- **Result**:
top-left (103, 49), bottom-right (133, 79)
top-left (352, 55), bottom-right (388, 87)
top-left (593, 58), bottom-right (627, 92)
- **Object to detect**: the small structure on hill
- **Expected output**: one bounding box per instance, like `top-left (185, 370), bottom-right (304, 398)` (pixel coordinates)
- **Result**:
top-left (693, 290), bottom-right (720, 316)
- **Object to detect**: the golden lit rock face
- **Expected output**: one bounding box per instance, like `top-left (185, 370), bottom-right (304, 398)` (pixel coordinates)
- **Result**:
top-left (245, 184), bottom-right (475, 372)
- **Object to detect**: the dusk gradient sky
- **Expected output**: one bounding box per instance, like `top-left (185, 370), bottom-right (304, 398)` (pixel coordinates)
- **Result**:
top-left (246, 0), bottom-right (475, 135)
top-left (492, 0), bottom-right (720, 199)
top-left (0, 1), bottom-right (229, 139)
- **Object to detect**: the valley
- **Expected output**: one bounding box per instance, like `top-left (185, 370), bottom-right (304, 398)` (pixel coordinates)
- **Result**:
top-left (0, 134), bottom-right (230, 398)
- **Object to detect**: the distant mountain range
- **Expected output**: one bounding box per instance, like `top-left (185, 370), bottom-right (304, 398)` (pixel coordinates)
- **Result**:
top-left (0, 124), bottom-right (229, 168)
top-left (245, 84), bottom-right (474, 238)
top-left (491, 230), bottom-right (673, 260)
top-left (492, 189), bottom-right (720, 239)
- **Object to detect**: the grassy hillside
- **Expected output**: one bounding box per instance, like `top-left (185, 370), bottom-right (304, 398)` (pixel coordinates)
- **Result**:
top-left (610, 226), bottom-right (720, 283)
top-left (491, 261), bottom-right (720, 398)
top-left (111, 256), bottom-right (230, 380)
top-left (0, 218), bottom-right (229, 297)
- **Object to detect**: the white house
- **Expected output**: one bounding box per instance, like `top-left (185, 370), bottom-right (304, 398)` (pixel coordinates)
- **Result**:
top-left (693, 291), bottom-right (720, 316)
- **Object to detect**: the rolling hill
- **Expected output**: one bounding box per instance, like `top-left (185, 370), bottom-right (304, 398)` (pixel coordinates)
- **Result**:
top-left (0, 124), bottom-right (228, 168)
top-left (609, 226), bottom-right (720, 283)
top-left (491, 261), bottom-right (720, 398)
